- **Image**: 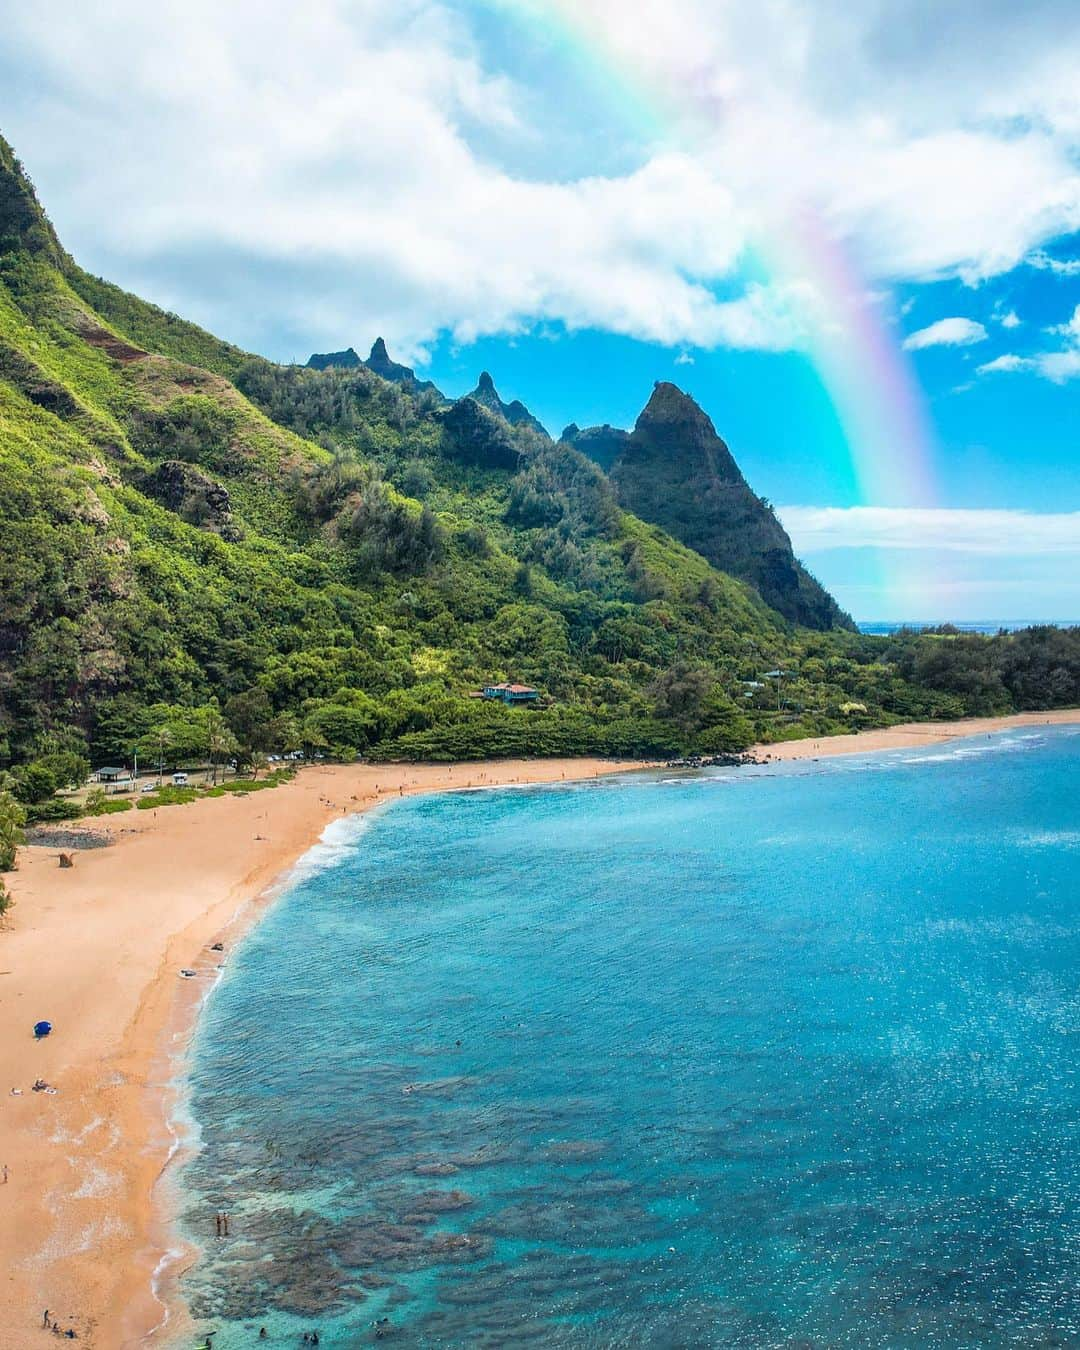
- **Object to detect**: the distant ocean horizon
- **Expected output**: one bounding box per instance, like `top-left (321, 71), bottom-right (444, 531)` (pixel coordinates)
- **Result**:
top-left (178, 727), bottom-right (1080, 1346)
top-left (859, 619), bottom-right (1080, 635)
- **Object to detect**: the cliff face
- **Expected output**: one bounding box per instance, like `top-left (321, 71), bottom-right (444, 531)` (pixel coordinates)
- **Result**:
top-left (573, 383), bottom-right (853, 631)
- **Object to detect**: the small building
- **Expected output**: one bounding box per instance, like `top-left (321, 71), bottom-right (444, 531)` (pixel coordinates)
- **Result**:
top-left (481, 682), bottom-right (540, 705)
top-left (172, 772), bottom-right (189, 786)
top-left (94, 766), bottom-right (128, 783)
top-left (95, 766), bottom-right (134, 792)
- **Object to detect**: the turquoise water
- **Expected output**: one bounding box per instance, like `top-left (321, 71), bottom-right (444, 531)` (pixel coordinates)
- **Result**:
top-left (178, 729), bottom-right (1080, 1347)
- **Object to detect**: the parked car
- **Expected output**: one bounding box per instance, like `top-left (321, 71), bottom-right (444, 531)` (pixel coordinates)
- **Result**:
top-left (141, 782), bottom-right (158, 793)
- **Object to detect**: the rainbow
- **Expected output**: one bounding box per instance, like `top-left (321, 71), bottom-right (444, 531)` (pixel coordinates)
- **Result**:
top-left (487, 0), bottom-right (939, 514)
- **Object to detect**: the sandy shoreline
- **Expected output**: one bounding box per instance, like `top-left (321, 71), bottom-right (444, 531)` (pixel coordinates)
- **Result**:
top-left (1, 711), bottom-right (1079, 1345)
top-left (751, 708), bottom-right (1080, 761)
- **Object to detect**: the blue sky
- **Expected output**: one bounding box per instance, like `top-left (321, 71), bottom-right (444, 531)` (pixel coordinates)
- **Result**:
top-left (2, 0), bottom-right (1079, 620)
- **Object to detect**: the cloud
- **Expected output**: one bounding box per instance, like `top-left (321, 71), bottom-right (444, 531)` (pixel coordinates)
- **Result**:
top-left (998, 310), bottom-right (1021, 328)
top-left (1027, 250), bottom-right (1080, 275)
top-left (778, 505), bottom-right (1080, 555)
top-left (902, 317), bottom-right (988, 350)
top-left (674, 351), bottom-right (695, 365)
top-left (3, 1), bottom-right (1080, 357)
top-left (977, 303), bottom-right (1080, 382)
top-left (977, 354), bottom-right (1030, 374)
top-left (1051, 304), bottom-right (1080, 339)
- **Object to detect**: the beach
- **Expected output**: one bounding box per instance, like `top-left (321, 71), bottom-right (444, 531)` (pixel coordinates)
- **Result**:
top-left (1, 711), bottom-right (1079, 1346)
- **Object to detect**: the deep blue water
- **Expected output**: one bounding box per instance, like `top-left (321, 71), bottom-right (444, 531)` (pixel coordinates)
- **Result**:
top-left (857, 621), bottom-right (1079, 635)
top-left (178, 728), bottom-right (1080, 1347)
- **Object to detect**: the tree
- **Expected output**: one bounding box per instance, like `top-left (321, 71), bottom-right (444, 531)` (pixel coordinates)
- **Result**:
top-left (12, 762), bottom-right (59, 805)
top-left (37, 752), bottom-right (89, 791)
top-left (302, 692), bottom-right (382, 756)
top-left (225, 688), bottom-right (275, 761)
top-left (0, 790), bottom-right (27, 871)
top-left (205, 705), bottom-right (237, 786)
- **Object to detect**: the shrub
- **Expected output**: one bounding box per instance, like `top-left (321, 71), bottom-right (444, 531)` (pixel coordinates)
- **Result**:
top-left (24, 798), bottom-right (81, 824)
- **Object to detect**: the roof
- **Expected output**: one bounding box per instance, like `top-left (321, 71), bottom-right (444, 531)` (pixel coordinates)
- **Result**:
top-left (96, 766), bottom-right (127, 775)
top-left (485, 682), bottom-right (538, 693)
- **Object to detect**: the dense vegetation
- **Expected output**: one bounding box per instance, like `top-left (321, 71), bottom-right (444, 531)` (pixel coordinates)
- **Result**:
top-left (1, 132), bottom-right (1079, 797)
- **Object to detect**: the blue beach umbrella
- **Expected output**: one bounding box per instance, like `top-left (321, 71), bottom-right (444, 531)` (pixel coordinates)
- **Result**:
top-left (33, 1020), bottom-right (52, 1038)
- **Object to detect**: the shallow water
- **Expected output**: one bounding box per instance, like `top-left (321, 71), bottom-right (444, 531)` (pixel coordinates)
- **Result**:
top-left (178, 729), bottom-right (1080, 1347)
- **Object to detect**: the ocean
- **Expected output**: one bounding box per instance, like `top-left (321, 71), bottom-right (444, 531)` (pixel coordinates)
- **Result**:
top-left (858, 621), bottom-right (1079, 635)
top-left (177, 727), bottom-right (1080, 1347)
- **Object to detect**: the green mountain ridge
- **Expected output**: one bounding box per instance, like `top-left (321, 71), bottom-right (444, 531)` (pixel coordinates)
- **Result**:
top-left (2, 132), bottom-right (1078, 783)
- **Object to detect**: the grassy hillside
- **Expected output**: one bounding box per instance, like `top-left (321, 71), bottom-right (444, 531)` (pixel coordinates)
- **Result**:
top-left (2, 132), bottom-right (1079, 785)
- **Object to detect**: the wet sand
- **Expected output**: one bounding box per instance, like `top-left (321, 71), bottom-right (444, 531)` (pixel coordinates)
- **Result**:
top-left (0, 758), bottom-right (644, 1348)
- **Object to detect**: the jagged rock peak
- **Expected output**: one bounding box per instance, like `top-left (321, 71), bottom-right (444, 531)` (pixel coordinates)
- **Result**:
top-left (593, 380), bottom-right (854, 632)
top-left (467, 370), bottom-right (548, 437)
top-left (640, 381), bottom-right (714, 426)
top-left (355, 338), bottom-right (440, 394)
top-left (306, 347), bottom-right (361, 370)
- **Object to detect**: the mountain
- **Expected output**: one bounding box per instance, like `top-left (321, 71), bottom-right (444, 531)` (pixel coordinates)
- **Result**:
top-left (361, 337), bottom-right (439, 394)
top-left (561, 423), bottom-right (628, 473)
top-left (3, 131), bottom-right (1072, 784)
top-left (307, 338), bottom-right (439, 396)
top-left (306, 347), bottom-right (362, 370)
top-left (567, 383), bottom-right (853, 631)
top-left (466, 371), bottom-right (547, 436)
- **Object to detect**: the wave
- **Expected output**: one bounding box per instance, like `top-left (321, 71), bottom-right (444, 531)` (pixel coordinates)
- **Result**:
top-left (1016, 830), bottom-right (1080, 849)
top-left (280, 806), bottom-right (386, 888)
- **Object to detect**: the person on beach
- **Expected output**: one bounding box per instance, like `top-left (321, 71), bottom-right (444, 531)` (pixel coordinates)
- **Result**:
top-left (43, 1309), bottom-right (49, 1328)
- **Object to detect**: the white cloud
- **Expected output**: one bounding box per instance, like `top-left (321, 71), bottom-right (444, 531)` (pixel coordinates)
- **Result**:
top-left (4, 0), bottom-right (1080, 356)
top-left (674, 351), bottom-right (695, 365)
top-left (1037, 349), bottom-right (1080, 381)
top-left (1051, 304), bottom-right (1080, 339)
top-left (977, 354), bottom-right (1031, 375)
top-left (977, 304), bottom-right (1080, 382)
top-left (902, 317), bottom-right (988, 350)
top-left (998, 310), bottom-right (1021, 329)
top-left (779, 505), bottom-right (1080, 555)
top-left (1027, 250), bottom-right (1080, 275)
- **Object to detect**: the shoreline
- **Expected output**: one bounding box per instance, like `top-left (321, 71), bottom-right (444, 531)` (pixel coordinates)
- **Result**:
top-left (1, 711), bottom-right (1078, 1345)
top-left (751, 708), bottom-right (1080, 761)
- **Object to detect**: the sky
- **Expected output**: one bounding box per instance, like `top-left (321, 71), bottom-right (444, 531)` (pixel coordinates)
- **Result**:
top-left (2, 0), bottom-right (1080, 620)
